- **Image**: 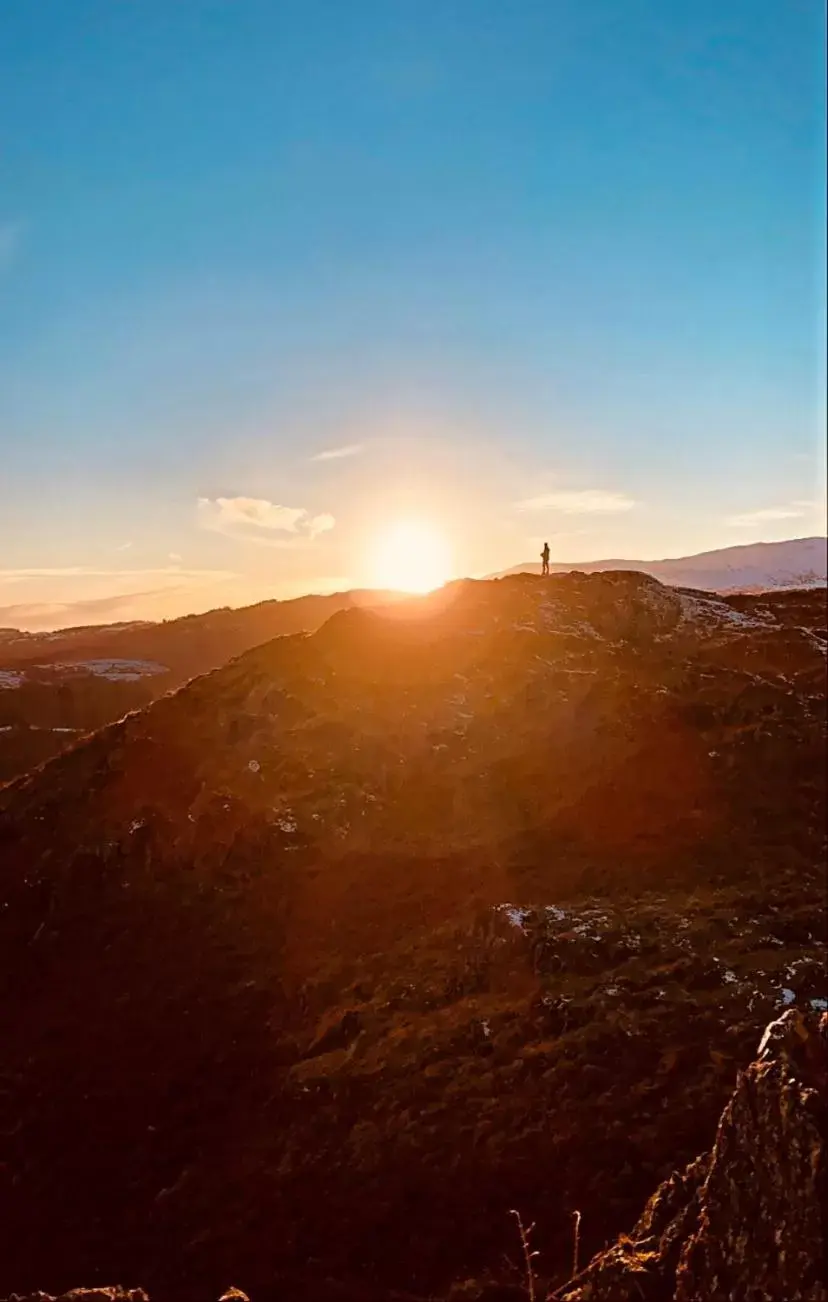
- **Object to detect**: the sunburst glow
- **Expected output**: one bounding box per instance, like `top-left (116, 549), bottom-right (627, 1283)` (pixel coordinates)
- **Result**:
top-left (369, 520), bottom-right (454, 593)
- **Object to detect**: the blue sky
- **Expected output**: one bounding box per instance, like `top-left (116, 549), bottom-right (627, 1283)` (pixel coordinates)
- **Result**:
top-left (1, 0), bottom-right (825, 626)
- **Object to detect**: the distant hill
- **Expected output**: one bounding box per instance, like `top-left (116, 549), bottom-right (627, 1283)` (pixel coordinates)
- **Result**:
top-left (494, 536), bottom-right (827, 592)
top-left (0, 588), bottom-right (403, 783)
top-left (0, 572), bottom-right (824, 1296)
top-left (0, 589), bottom-right (403, 673)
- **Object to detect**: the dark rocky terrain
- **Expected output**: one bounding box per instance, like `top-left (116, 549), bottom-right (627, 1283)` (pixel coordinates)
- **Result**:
top-left (0, 572), bottom-right (825, 1300)
top-left (5, 1009), bottom-right (826, 1300)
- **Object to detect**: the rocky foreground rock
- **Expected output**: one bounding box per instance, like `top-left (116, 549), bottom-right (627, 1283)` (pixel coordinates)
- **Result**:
top-left (3, 1011), bottom-right (825, 1301)
top-left (552, 1007), bottom-right (827, 1301)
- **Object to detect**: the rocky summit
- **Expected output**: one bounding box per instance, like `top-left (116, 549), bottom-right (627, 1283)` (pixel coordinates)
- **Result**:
top-left (0, 572), bottom-right (825, 1300)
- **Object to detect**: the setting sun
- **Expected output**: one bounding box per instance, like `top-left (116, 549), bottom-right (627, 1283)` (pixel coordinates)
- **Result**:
top-left (368, 520), bottom-right (455, 593)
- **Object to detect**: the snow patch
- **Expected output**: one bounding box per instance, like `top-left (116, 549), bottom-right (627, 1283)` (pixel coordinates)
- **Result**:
top-left (678, 592), bottom-right (767, 633)
top-left (497, 904), bottom-right (532, 932)
top-left (0, 723), bottom-right (79, 734)
top-left (47, 658), bottom-right (169, 682)
top-left (545, 904), bottom-right (568, 922)
top-left (796, 626), bottom-right (828, 657)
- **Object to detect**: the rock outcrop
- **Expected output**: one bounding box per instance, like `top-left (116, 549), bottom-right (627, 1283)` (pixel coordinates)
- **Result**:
top-left (554, 1008), bottom-right (827, 1301)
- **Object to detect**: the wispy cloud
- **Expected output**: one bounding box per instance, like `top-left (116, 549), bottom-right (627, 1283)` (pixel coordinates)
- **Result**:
top-left (309, 443), bottom-right (365, 462)
top-left (115, 541), bottom-right (133, 552)
top-left (0, 565), bottom-right (236, 586)
top-left (515, 489), bottom-right (637, 515)
top-left (726, 504), bottom-right (808, 528)
top-left (169, 552), bottom-right (183, 563)
top-left (197, 496), bottom-right (335, 545)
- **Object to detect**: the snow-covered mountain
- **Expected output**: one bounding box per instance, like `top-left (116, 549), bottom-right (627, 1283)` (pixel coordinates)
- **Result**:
top-left (494, 536), bottom-right (827, 592)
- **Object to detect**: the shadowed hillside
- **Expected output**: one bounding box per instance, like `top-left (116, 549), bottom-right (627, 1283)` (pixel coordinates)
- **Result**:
top-left (0, 573), bottom-right (824, 1300)
top-left (5, 1010), bottom-right (824, 1300)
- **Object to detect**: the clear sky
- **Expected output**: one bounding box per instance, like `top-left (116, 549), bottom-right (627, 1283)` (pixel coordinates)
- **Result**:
top-left (1, 0), bottom-right (825, 628)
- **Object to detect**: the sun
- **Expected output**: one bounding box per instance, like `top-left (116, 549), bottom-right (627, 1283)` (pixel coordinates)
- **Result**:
top-left (368, 520), bottom-right (454, 593)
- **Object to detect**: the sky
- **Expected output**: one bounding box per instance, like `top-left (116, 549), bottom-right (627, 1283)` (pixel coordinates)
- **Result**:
top-left (1, 0), bottom-right (825, 628)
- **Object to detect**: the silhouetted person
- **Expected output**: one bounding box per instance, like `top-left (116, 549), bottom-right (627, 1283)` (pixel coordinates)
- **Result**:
top-left (541, 541), bottom-right (550, 576)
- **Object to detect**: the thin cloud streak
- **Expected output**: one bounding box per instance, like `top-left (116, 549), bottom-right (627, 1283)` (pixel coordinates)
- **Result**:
top-left (726, 505), bottom-right (806, 527)
top-left (309, 443), bottom-right (365, 462)
top-left (0, 566), bottom-right (236, 584)
top-left (515, 489), bottom-right (637, 515)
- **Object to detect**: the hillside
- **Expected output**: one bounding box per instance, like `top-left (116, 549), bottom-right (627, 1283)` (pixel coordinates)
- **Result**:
top-left (0, 589), bottom-right (401, 784)
top-left (0, 590), bottom-right (406, 670)
top-left (495, 536), bottom-right (827, 591)
top-left (0, 573), bottom-right (825, 1300)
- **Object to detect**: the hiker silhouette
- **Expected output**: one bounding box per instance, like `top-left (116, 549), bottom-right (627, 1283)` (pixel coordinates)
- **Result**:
top-left (541, 541), bottom-right (550, 576)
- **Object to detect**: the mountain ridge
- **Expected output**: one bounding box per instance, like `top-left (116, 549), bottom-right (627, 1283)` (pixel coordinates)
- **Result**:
top-left (493, 535), bottom-right (827, 591)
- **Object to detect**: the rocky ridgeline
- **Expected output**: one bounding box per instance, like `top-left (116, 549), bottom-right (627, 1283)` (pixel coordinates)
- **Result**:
top-left (3, 1011), bottom-right (825, 1302)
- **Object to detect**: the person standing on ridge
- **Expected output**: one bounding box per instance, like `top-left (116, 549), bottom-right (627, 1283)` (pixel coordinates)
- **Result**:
top-left (541, 541), bottom-right (550, 576)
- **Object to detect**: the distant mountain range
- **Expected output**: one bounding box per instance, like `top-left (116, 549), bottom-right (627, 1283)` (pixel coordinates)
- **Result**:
top-left (494, 536), bottom-right (827, 592)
